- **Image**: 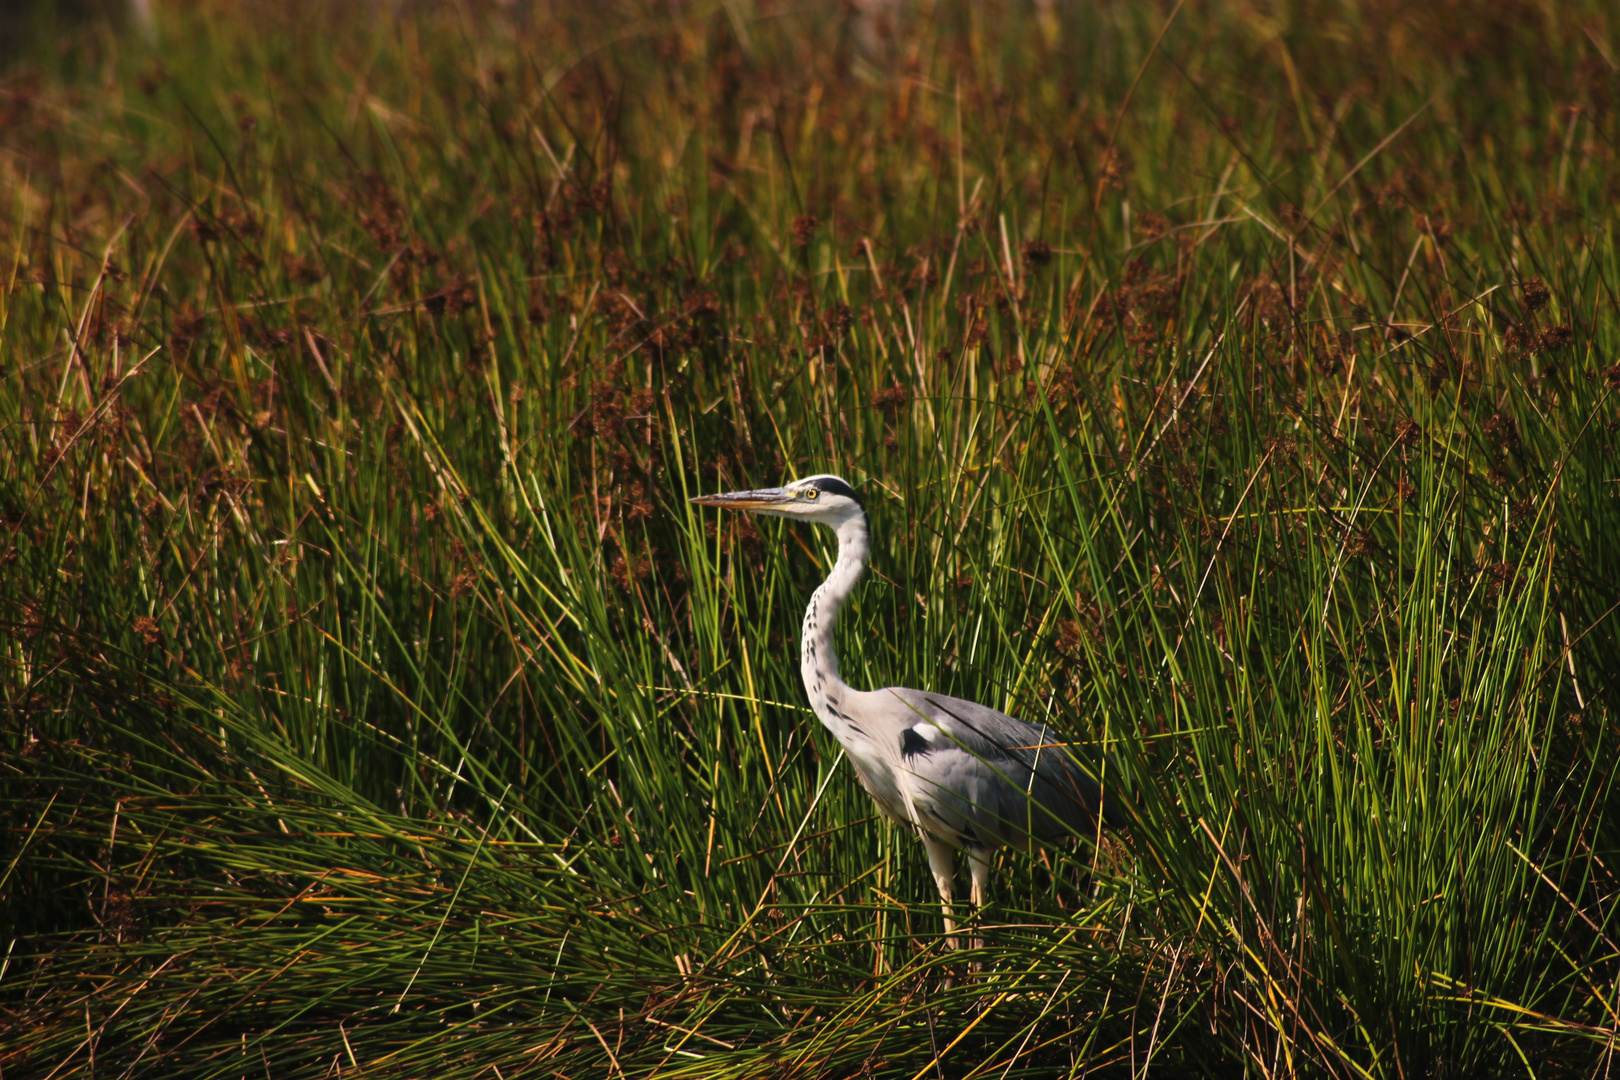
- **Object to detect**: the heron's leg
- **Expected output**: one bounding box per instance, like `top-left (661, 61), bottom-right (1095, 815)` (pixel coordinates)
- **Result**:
top-left (966, 849), bottom-right (992, 951)
top-left (967, 850), bottom-right (992, 907)
top-left (920, 834), bottom-right (958, 949)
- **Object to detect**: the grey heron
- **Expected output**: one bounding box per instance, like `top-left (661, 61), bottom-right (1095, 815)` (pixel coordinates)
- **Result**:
top-left (691, 474), bottom-right (1123, 944)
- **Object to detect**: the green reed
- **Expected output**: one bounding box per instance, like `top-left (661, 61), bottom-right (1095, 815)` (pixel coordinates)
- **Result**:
top-left (2, 1), bottom-right (1618, 1075)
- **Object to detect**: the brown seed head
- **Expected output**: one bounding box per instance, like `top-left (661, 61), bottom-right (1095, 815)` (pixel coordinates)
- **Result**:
top-left (1539, 325), bottom-right (1573, 351)
top-left (870, 383), bottom-right (910, 419)
top-left (285, 254), bottom-right (324, 285)
top-left (1020, 239), bottom-right (1053, 269)
top-left (1055, 619), bottom-right (1087, 655)
top-left (133, 615), bottom-right (161, 647)
top-left (791, 214), bottom-right (820, 247)
top-left (1521, 278), bottom-right (1551, 313)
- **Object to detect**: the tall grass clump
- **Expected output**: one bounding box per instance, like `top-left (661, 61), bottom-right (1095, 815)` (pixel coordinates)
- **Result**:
top-left (3, 0), bottom-right (1618, 1074)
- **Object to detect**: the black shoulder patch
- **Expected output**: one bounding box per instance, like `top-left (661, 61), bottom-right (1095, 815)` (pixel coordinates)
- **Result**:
top-left (808, 476), bottom-right (863, 507)
top-left (900, 728), bottom-right (932, 758)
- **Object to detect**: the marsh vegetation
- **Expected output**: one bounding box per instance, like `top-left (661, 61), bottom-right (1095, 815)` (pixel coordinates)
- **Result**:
top-left (2, 1), bottom-right (1618, 1074)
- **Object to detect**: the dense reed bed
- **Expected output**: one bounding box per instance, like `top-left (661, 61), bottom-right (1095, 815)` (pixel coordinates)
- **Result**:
top-left (2, 1), bottom-right (1618, 1074)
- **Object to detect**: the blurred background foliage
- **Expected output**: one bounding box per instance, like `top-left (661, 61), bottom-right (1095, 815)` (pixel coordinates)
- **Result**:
top-left (2, 0), bottom-right (1618, 1075)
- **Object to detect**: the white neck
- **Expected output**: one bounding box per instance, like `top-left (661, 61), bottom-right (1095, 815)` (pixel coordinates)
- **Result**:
top-left (800, 512), bottom-right (869, 737)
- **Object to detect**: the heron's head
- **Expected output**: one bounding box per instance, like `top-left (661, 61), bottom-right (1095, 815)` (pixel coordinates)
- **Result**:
top-left (689, 474), bottom-right (864, 524)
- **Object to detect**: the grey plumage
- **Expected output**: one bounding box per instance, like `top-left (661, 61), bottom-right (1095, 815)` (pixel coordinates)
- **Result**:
top-left (860, 687), bottom-right (1123, 850)
top-left (690, 474), bottom-right (1121, 944)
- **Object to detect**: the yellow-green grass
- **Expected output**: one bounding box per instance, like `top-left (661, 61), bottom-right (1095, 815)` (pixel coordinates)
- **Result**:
top-left (2, 1), bottom-right (1618, 1075)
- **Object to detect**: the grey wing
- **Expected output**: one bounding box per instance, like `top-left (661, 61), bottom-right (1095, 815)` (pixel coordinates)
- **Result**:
top-left (882, 687), bottom-right (1124, 847)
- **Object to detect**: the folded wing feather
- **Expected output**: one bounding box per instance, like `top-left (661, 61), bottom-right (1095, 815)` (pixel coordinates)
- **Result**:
top-left (880, 687), bottom-right (1123, 849)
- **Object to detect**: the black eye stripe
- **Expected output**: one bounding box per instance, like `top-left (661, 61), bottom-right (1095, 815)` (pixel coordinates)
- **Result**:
top-left (806, 476), bottom-right (863, 505)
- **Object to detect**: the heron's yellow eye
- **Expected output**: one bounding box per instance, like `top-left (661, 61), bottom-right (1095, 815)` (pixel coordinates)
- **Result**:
top-left (803, 488), bottom-right (819, 500)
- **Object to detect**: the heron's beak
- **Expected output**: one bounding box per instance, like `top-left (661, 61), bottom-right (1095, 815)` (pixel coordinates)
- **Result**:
top-left (688, 487), bottom-right (795, 511)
